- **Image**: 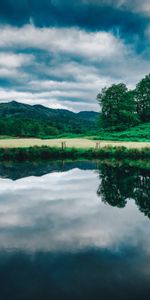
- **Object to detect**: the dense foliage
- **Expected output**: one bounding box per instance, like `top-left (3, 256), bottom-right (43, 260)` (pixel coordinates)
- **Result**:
top-left (97, 74), bottom-right (150, 131)
top-left (97, 83), bottom-right (138, 131)
top-left (0, 117), bottom-right (59, 137)
top-left (0, 101), bottom-right (98, 137)
top-left (0, 146), bottom-right (149, 161)
top-left (135, 74), bottom-right (150, 122)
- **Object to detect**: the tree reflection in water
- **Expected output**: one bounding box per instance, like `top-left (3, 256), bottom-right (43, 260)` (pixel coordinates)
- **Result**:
top-left (97, 163), bottom-right (150, 218)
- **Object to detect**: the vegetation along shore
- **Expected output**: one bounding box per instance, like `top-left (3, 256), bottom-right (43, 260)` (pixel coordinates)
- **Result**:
top-left (0, 146), bottom-right (150, 162)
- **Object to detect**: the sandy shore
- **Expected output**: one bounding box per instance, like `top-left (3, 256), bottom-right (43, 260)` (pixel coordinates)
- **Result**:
top-left (0, 138), bottom-right (149, 149)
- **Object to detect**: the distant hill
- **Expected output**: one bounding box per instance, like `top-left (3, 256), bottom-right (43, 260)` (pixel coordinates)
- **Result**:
top-left (0, 101), bottom-right (99, 137)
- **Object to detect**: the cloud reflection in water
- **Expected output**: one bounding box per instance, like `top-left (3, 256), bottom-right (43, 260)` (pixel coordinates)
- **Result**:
top-left (0, 167), bottom-right (149, 254)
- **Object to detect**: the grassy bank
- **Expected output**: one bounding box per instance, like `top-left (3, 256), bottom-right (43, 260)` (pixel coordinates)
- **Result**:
top-left (23, 122), bottom-right (150, 141)
top-left (30, 122), bottom-right (150, 142)
top-left (0, 123), bottom-right (150, 142)
top-left (92, 123), bottom-right (150, 142)
top-left (0, 146), bottom-right (150, 162)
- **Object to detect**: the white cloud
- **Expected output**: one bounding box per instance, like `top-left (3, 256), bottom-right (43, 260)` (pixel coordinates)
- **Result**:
top-left (126, 0), bottom-right (150, 15)
top-left (0, 52), bottom-right (34, 80)
top-left (0, 25), bottom-right (124, 60)
top-left (0, 24), bottom-right (149, 111)
top-left (0, 88), bottom-right (71, 110)
top-left (0, 68), bottom-right (19, 79)
top-left (0, 52), bottom-right (34, 68)
top-left (0, 87), bottom-right (100, 111)
top-left (118, 0), bottom-right (150, 15)
top-left (85, 0), bottom-right (150, 15)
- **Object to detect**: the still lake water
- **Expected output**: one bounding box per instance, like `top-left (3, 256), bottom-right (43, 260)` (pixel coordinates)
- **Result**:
top-left (0, 160), bottom-right (149, 300)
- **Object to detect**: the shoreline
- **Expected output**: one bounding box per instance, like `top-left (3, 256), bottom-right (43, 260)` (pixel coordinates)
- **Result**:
top-left (0, 145), bottom-right (150, 162)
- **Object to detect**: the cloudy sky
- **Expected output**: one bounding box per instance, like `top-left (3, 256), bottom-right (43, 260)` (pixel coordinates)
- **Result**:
top-left (0, 0), bottom-right (150, 111)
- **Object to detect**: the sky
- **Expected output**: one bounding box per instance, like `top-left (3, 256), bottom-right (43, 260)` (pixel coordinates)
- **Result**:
top-left (0, 0), bottom-right (150, 111)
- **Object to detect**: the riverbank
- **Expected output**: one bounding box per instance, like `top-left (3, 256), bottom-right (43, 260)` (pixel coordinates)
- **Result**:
top-left (0, 146), bottom-right (150, 161)
top-left (0, 138), bottom-right (150, 149)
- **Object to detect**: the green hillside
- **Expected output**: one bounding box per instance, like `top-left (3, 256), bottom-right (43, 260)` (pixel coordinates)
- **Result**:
top-left (0, 101), bottom-right (99, 137)
top-left (0, 101), bottom-right (149, 141)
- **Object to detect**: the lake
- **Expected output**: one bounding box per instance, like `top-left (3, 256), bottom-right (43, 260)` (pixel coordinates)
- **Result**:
top-left (0, 160), bottom-right (149, 300)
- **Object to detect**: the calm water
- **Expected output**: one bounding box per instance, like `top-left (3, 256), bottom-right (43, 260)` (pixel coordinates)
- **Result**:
top-left (0, 160), bottom-right (149, 300)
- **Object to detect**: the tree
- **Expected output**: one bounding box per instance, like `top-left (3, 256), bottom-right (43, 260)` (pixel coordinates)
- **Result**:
top-left (97, 83), bottom-right (138, 131)
top-left (135, 74), bottom-right (150, 122)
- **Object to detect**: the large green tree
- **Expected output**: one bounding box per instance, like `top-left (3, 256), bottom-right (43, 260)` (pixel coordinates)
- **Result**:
top-left (135, 74), bottom-right (150, 122)
top-left (97, 83), bottom-right (138, 131)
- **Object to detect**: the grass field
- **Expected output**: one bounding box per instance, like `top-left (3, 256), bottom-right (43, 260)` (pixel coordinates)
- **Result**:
top-left (92, 123), bottom-right (150, 142)
top-left (0, 138), bottom-right (149, 149)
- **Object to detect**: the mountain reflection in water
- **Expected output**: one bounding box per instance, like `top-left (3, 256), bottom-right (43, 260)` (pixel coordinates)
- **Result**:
top-left (0, 160), bottom-right (149, 300)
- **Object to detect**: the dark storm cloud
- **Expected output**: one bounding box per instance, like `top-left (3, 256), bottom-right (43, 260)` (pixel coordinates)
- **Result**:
top-left (0, 0), bottom-right (148, 40)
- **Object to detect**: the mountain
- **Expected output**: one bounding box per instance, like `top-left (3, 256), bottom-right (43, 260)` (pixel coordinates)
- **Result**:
top-left (0, 101), bottom-right (99, 137)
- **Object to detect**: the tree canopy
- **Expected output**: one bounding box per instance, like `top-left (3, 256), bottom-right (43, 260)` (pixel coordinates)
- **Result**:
top-left (97, 83), bottom-right (138, 131)
top-left (134, 74), bottom-right (150, 122)
top-left (97, 74), bottom-right (150, 131)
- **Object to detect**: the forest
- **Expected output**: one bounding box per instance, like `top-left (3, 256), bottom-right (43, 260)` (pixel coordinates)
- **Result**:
top-left (0, 102), bottom-right (98, 137)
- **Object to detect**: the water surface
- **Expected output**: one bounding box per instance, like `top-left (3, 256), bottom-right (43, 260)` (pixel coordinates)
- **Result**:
top-left (0, 161), bottom-right (149, 300)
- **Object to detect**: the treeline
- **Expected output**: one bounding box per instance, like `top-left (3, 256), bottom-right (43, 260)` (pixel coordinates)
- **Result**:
top-left (0, 116), bottom-right (95, 137)
top-left (97, 74), bottom-right (150, 131)
top-left (0, 117), bottom-right (59, 137)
